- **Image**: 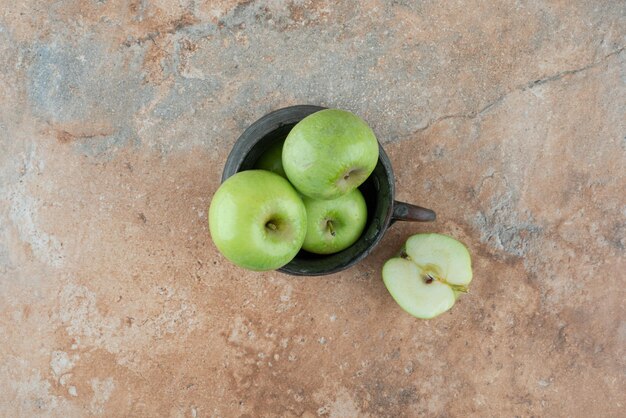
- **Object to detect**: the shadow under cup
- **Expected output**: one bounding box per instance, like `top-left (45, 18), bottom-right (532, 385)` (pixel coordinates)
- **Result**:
top-left (221, 105), bottom-right (435, 276)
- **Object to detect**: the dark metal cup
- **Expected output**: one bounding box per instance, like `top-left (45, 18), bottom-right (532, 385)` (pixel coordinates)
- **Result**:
top-left (222, 105), bottom-right (435, 276)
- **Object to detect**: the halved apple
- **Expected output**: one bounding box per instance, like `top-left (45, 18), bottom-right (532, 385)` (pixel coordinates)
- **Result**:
top-left (382, 233), bottom-right (472, 319)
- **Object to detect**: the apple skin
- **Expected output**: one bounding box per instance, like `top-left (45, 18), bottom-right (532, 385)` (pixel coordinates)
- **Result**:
top-left (282, 109), bottom-right (379, 200)
top-left (301, 189), bottom-right (368, 254)
top-left (382, 234), bottom-right (472, 319)
top-left (254, 139), bottom-right (286, 178)
top-left (208, 170), bottom-right (307, 271)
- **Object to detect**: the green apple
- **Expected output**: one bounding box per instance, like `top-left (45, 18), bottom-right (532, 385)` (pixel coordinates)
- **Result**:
top-left (382, 234), bottom-right (472, 319)
top-left (254, 138), bottom-right (286, 178)
top-left (282, 109), bottom-right (379, 200)
top-left (209, 170), bottom-right (307, 271)
top-left (301, 189), bottom-right (368, 254)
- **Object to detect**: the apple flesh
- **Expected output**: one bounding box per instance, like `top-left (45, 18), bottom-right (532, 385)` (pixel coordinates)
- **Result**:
top-left (209, 170), bottom-right (307, 271)
top-left (254, 138), bottom-right (286, 178)
top-left (301, 189), bottom-right (367, 254)
top-left (382, 234), bottom-right (472, 319)
top-left (282, 109), bottom-right (379, 200)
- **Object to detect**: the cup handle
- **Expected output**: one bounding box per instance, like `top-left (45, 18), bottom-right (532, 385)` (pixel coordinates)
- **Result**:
top-left (392, 201), bottom-right (436, 223)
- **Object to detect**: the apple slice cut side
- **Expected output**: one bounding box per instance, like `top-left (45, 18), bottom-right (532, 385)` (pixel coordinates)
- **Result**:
top-left (382, 258), bottom-right (456, 319)
top-left (382, 233), bottom-right (473, 319)
top-left (405, 233), bottom-right (472, 287)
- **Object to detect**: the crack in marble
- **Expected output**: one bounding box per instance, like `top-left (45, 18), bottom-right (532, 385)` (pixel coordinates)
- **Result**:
top-left (403, 46), bottom-right (625, 138)
top-left (524, 46), bottom-right (625, 89)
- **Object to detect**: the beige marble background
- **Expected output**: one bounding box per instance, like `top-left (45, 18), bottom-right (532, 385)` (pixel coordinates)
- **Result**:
top-left (1, 1), bottom-right (625, 416)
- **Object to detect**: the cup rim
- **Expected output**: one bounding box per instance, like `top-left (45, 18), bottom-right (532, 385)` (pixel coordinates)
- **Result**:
top-left (222, 105), bottom-right (328, 183)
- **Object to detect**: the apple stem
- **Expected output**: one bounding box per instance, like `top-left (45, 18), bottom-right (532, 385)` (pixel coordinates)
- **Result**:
top-left (326, 220), bottom-right (336, 236)
top-left (266, 221), bottom-right (277, 231)
top-left (449, 284), bottom-right (469, 293)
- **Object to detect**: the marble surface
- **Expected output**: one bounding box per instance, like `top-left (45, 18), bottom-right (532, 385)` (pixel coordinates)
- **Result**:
top-left (1, 1), bottom-right (625, 416)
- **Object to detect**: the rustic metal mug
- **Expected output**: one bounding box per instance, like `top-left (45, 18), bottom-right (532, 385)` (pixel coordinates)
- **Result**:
top-left (222, 105), bottom-right (435, 276)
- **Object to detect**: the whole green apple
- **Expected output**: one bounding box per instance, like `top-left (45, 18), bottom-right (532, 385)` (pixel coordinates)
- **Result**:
top-left (301, 189), bottom-right (368, 254)
top-left (209, 170), bottom-right (307, 271)
top-left (282, 109), bottom-right (379, 200)
top-left (254, 138), bottom-right (286, 178)
top-left (382, 234), bottom-right (472, 319)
